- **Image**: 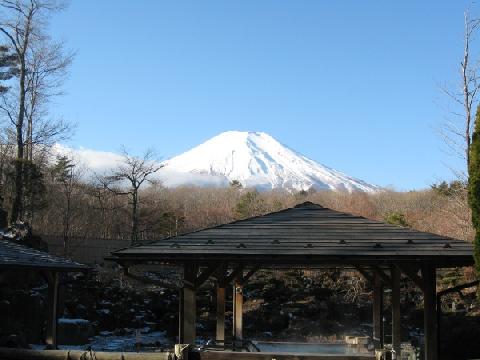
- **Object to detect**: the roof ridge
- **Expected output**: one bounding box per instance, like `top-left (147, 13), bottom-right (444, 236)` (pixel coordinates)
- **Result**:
top-left (113, 202), bottom-right (320, 251)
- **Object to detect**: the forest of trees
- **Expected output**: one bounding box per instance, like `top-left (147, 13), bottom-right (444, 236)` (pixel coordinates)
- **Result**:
top-left (31, 179), bottom-right (474, 252)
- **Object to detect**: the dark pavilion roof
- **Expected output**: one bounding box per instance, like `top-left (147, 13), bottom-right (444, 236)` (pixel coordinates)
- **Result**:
top-left (109, 202), bottom-right (474, 268)
top-left (0, 239), bottom-right (88, 271)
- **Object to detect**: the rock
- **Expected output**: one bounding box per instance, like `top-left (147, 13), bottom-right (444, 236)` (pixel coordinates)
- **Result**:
top-left (75, 304), bottom-right (88, 318)
top-left (57, 318), bottom-right (94, 345)
top-left (312, 287), bottom-right (333, 300)
top-left (2, 223), bottom-right (47, 251)
top-left (0, 334), bottom-right (29, 348)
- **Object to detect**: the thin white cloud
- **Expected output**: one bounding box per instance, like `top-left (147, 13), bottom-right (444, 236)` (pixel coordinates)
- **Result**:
top-left (53, 143), bottom-right (124, 172)
top-left (52, 143), bottom-right (229, 187)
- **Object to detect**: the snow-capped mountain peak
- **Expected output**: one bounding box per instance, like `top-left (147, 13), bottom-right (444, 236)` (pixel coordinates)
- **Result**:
top-left (161, 131), bottom-right (379, 192)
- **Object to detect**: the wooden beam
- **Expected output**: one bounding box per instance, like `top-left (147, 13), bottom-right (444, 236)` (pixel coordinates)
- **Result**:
top-left (372, 273), bottom-right (383, 350)
top-left (216, 285), bottom-right (226, 344)
top-left (223, 265), bottom-right (244, 286)
top-left (195, 263), bottom-right (223, 289)
top-left (45, 271), bottom-right (59, 349)
top-left (423, 265), bottom-right (438, 360)
top-left (391, 266), bottom-right (401, 357)
top-left (437, 279), bottom-right (480, 297)
top-left (179, 263), bottom-right (197, 344)
top-left (396, 264), bottom-right (425, 292)
top-left (197, 351), bottom-right (376, 360)
top-left (372, 266), bottom-right (392, 286)
top-left (232, 279), bottom-right (243, 346)
top-left (238, 265), bottom-right (260, 285)
top-left (355, 266), bottom-right (374, 284)
top-left (0, 347), bottom-right (173, 360)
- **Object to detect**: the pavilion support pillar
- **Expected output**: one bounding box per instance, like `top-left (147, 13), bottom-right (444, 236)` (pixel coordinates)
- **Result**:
top-left (216, 285), bottom-right (226, 343)
top-left (45, 271), bottom-right (59, 349)
top-left (232, 279), bottom-right (243, 347)
top-left (391, 266), bottom-right (401, 357)
top-left (179, 263), bottom-right (197, 344)
top-left (373, 272), bottom-right (384, 350)
top-left (422, 265), bottom-right (437, 360)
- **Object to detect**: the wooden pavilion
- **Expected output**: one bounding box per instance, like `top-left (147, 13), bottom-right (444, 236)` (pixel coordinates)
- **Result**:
top-left (0, 239), bottom-right (88, 348)
top-left (109, 202), bottom-right (474, 360)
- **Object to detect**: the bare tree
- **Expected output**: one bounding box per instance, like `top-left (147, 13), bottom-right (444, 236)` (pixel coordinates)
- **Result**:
top-left (87, 176), bottom-right (124, 239)
top-left (103, 148), bottom-right (163, 245)
top-left (0, 0), bottom-right (71, 223)
top-left (24, 40), bottom-right (73, 161)
top-left (440, 9), bottom-right (480, 171)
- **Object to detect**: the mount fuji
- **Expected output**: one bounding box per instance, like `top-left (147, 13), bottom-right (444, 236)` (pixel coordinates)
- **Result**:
top-left (157, 131), bottom-right (379, 193)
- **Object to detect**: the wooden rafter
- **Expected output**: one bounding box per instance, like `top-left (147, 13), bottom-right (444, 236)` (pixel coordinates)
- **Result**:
top-left (195, 263), bottom-right (224, 289)
top-left (222, 264), bottom-right (244, 285)
top-left (372, 266), bottom-right (392, 286)
top-left (396, 263), bottom-right (425, 291)
top-left (355, 266), bottom-right (374, 284)
top-left (238, 265), bottom-right (260, 285)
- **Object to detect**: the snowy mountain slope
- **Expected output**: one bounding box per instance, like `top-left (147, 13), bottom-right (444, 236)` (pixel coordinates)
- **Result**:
top-left (159, 131), bottom-right (379, 192)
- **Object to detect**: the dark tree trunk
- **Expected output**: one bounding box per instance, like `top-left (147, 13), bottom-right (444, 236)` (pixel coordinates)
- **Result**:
top-left (130, 190), bottom-right (138, 245)
top-left (10, 61), bottom-right (26, 224)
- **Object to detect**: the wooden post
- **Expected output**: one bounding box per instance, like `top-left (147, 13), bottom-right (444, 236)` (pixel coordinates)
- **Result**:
top-left (45, 272), bottom-right (59, 348)
top-left (232, 279), bottom-right (243, 345)
top-left (391, 266), bottom-right (401, 357)
top-left (373, 272), bottom-right (384, 350)
top-left (423, 265), bottom-right (437, 360)
top-left (216, 286), bottom-right (226, 343)
top-left (179, 263), bottom-right (196, 344)
top-left (174, 344), bottom-right (190, 360)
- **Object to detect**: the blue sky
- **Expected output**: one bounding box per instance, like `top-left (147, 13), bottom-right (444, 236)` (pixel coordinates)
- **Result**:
top-left (50, 1), bottom-right (475, 190)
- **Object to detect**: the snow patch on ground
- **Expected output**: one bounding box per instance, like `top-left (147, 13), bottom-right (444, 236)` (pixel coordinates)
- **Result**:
top-left (31, 329), bottom-right (169, 352)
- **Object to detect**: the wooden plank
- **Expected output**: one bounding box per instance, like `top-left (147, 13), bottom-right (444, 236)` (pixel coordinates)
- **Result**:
top-left (198, 351), bottom-right (375, 360)
top-left (0, 348), bottom-right (173, 360)
top-left (195, 263), bottom-right (222, 289)
top-left (238, 265), bottom-right (260, 285)
top-left (391, 266), bottom-right (401, 356)
top-left (115, 246), bottom-right (474, 252)
top-left (373, 273), bottom-right (383, 350)
top-left (232, 279), bottom-right (243, 343)
top-left (216, 286), bottom-right (225, 343)
top-left (372, 266), bottom-right (392, 286)
top-left (423, 265), bottom-right (437, 360)
top-left (223, 265), bottom-right (244, 285)
top-left (45, 271), bottom-right (59, 348)
top-left (396, 264), bottom-right (425, 292)
top-left (355, 266), bottom-right (374, 284)
top-left (179, 263), bottom-right (197, 344)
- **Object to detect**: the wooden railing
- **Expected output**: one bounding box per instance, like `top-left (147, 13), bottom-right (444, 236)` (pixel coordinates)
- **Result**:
top-left (0, 347), bottom-right (375, 360)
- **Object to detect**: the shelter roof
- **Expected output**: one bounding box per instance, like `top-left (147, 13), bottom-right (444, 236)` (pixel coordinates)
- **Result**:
top-left (110, 202), bottom-right (474, 267)
top-left (0, 239), bottom-right (88, 271)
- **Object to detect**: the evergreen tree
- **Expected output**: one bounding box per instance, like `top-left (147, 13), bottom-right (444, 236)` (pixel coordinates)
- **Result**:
top-left (3, 159), bottom-right (46, 224)
top-left (384, 211), bottom-right (408, 227)
top-left (234, 190), bottom-right (265, 219)
top-left (51, 155), bottom-right (76, 255)
top-left (468, 105), bottom-right (480, 273)
top-left (0, 45), bottom-right (18, 93)
top-left (230, 179), bottom-right (243, 189)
